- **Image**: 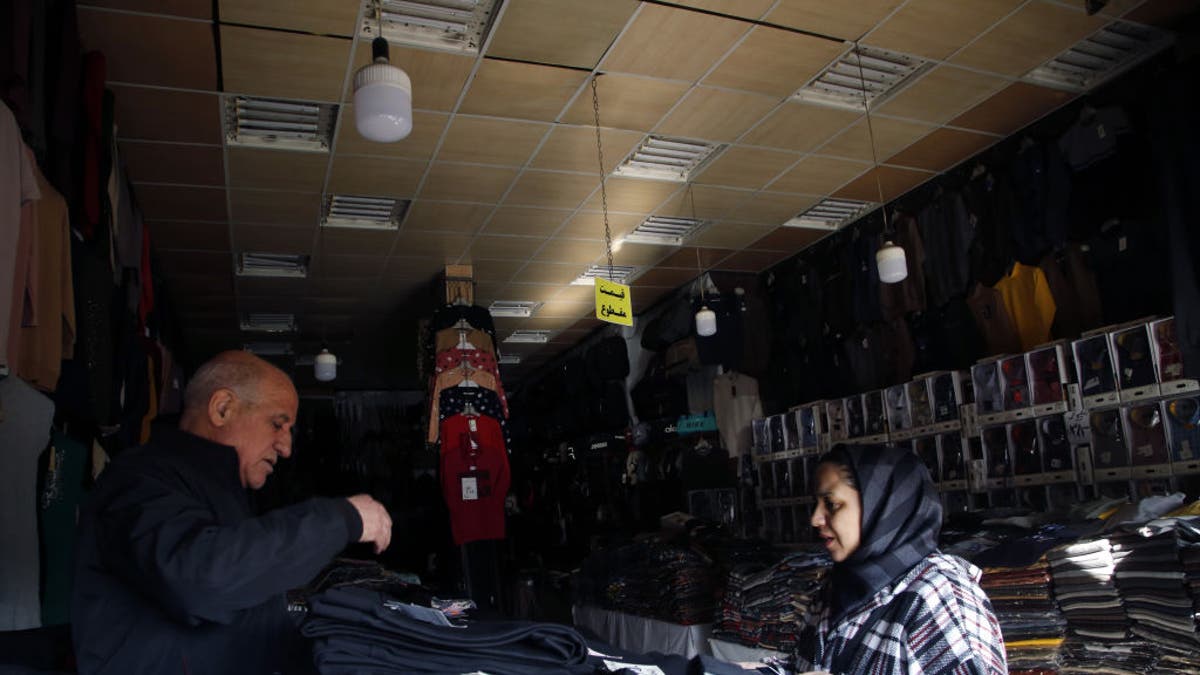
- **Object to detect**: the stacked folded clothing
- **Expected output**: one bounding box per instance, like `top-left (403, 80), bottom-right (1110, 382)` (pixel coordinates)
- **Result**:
top-left (1056, 638), bottom-right (1158, 674)
top-left (576, 542), bottom-right (721, 625)
top-left (1110, 518), bottom-right (1200, 661)
top-left (978, 561), bottom-right (1067, 671)
top-left (713, 549), bottom-right (831, 652)
top-left (1047, 538), bottom-right (1131, 642)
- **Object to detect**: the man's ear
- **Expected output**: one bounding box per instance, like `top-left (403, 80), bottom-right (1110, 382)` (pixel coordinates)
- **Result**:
top-left (208, 389), bottom-right (239, 428)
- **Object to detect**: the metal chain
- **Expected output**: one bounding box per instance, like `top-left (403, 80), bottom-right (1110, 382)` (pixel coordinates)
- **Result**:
top-left (853, 42), bottom-right (891, 235)
top-left (590, 77), bottom-right (615, 281)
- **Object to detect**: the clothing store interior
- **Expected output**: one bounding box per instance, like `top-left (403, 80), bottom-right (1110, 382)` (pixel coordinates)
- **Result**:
top-left (4, 1), bottom-right (1200, 674)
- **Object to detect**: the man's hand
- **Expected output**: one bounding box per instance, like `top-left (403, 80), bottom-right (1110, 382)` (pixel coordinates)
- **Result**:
top-left (346, 494), bottom-right (392, 554)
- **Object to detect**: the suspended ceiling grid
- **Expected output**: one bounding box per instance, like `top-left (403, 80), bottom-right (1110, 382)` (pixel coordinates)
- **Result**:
top-left (75, 0), bottom-right (1190, 378)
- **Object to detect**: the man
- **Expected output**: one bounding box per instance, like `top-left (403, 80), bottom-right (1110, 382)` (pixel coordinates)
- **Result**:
top-left (72, 351), bottom-right (393, 674)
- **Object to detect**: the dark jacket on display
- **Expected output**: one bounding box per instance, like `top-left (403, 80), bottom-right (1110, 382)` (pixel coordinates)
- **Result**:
top-left (72, 427), bottom-right (362, 675)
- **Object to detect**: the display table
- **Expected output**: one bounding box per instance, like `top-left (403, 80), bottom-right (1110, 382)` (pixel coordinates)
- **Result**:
top-left (572, 604), bottom-right (713, 659)
top-left (707, 638), bottom-right (786, 664)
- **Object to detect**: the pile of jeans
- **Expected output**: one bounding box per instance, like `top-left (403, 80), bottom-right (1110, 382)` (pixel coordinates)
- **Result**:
top-left (575, 542), bottom-right (721, 625)
top-left (713, 549), bottom-right (831, 652)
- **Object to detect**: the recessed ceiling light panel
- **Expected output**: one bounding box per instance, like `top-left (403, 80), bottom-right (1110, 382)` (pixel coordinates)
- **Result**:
top-left (792, 45), bottom-right (930, 111)
top-left (571, 264), bottom-right (638, 286)
top-left (360, 0), bottom-right (499, 55)
top-left (237, 253), bottom-right (310, 279)
top-left (240, 313), bottom-right (297, 333)
top-left (488, 300), bottom-right (541, 318)
top-left (503, 330), bottom-right (551, 344)
top-left (624, 216), bottom-right (706, 246)
top-left (1024, 21), bottom-right (1172, 93)
top-left (224, 96), bottom-right (337, 152)
top-left (323, 195), bottom-right (409, 231)
top-left (784, 198), bottom-right (874, 230)
top-left (613, 136), bottom-right (723, 183)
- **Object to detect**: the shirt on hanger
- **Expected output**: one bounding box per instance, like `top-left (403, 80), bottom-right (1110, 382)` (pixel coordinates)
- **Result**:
top-left (437, 387), bottom-right (510, 448)
top-left (1, 101), bottom-right (41, 369)
top-left (993, 263), bottom-right (1057, 351)
top-left (711, 372), bottom-right (763, 461)
top-left (434, 348), bottom-right (499, 378)
top-left (439, 414), bottom-right (510, 545)
top-left (428, 368), bottom-right (507, 443)
top-left (434, 327), bottom-right (495, 356)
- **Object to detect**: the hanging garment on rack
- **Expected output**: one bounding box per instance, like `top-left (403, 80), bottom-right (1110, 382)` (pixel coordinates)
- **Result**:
top-left (917, 189), bottom-right (973, 308)
top-left (1039, 244), bottom-right (1102, 340)
top-left (1009, 140), bottom-right (1072, 264)
top-left (434, 347), bottom-right (499, 378)
top-left (964, 169), bottom-right (1017, 288)
top-left (437, 387), bottom-right (510, 447)
top-left (993, 263), bottom-right (1057, 351)
top-left (434, 327), bottom-right (494, 356)
top-left (429, 304), bottom-right (496, 343)
top-left (966, 284), bottom-right (1024, 357)
top-left (440, 414), bottom-right (510, 545)
top-left (1, 101), bottom-right (41, 370)
top-left (428, 367), bottom-right (507, 443)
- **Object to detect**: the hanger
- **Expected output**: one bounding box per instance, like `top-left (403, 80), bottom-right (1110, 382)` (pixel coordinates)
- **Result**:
top-left (970, 162), bottom-right (988, 180)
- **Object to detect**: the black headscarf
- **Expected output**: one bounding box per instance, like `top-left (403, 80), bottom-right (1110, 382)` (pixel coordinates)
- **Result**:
top-left (826, 443), bottom-right (942, 625)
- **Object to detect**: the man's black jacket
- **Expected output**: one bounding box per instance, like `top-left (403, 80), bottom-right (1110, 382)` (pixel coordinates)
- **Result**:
top-left (72, 428), bottom-right (362, 674)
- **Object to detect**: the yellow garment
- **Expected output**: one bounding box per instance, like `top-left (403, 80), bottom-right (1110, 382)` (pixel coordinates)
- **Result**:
top-left (1004, 638), bottom-right (1064, 649)
top-left (1166, 500), bottom-right (1200, 518)
top-left (993, 263), bottom-right (1056, 351)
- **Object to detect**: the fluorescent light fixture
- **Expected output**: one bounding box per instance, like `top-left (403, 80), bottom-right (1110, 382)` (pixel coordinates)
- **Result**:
top-left (503, 330), bottom-right (551, 344)
top-left (488, 300), bottom-right (541, 318)
top-left (498, 354), bottom-right (521, 365)
top-left (237, 253), bottom-right (309, 279)
top-left (792, 45), bottom-right (930, 111)
top-left (1024, 21), bottom-right (1172, 93)
top-left (240, 313), bottom-right (297, 333)
top-left (243, 342), bottom-right (294, 356)
top-left (624, 216), bottom-right (706, 246)
top-left (323, 195), bottom-right (408, 230)
top-left (784, 198), bottom-right (874, 230)
top-left (360, 0), bottom-right (499, 55)
top-left (571, 264), bottom-right (637, 286)
top-left (613, 136), bottom-right (723, 182)
top-left (224, 96), bottom-right (337, 152)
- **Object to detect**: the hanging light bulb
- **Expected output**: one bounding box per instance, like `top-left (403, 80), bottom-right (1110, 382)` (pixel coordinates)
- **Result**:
top-left (353, 33), bottom-right (413, 143)
top-left (876, 240), bottom-right (908, 284)
top-left (314, 348), bottom-right (338, 382)
top-left (695, 305), bottom-right (717, 337)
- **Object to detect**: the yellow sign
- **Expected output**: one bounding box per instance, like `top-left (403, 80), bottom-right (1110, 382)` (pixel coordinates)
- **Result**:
top-left (595, 277), bottom-right (633, 326)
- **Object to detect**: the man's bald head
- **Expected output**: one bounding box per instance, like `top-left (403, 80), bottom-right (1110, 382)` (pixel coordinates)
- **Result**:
top-left (182, 350), bottom-right (291, 416)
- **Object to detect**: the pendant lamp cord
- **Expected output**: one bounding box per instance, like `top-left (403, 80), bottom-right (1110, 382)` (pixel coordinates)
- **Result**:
top-left (590, 77), bottom-right (615, 283)
top-left (853, 42), bottom-right (891, 237)
top-left (690, 185), bottom-right (704, 303)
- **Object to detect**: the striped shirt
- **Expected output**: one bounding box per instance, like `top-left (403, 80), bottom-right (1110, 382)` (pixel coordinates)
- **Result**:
top-left (799, 552), bottom-right (1008, 675)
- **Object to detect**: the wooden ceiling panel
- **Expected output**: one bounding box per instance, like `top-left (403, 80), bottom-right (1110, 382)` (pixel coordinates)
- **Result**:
top-left (560, 74), bottom-right (689, 132)
top-left (219, 0), bottom-right (359, 37)
top-left (657, 247), bottom-right (735, 269)
top-left (470, 259), bottom-right (526, 283)
top-left (888, 128), bottom-right (997, 172)
top-left (419, 164), bottom-right (518, 202)
top-left (229, 189), bottom-right (321, 226)
top-left (487, 0), bottom-right (639, 69)
top-left (233, 224), bottom-right (315, 255)
top-left (157, 250), bottom-right (232, 277)
top-left (351, 42), bottom-right (475, 111)
top-left (696, 146), bottom-right (801, 190)
top-left (533, 238), bottom-right (610, 264)
top-left (951, 1), bottom-right (1107, 77)
top-left (237, 294), bottom-right (304, 313)
top-left (730, 191), bottom-right (820, 225)
top-left (484, 206), bottom-right (572, 236)
top-left (467, 235), bottom-right (541, 261)
top-left (668, 0), bottom-right (775, 20)
top-left (81, 0), bottom-right (211, 18)
top-left (950, 82), bottom-right (1075, 136)
top-left (458, 59), bottom-right (588, 122)
top-left (146, 221), bottom-right (230, 251)
top-left (120, 142), bottom-right (225, 186)
top-left (437, 117), bottom-right (549, 166)
top-left (601, 4), bottom-right (748, 82)
top-left (558, 211), bottom-right (645, 240)
top-left (227, 147), bottom-right (329, 192)
top-left (1125, 0), bottom-right (1200, 27)
top-left (536, 299), bottom-right (594, 318)
top-left (768, 155), bottom-right (868, 195)
top-left (712, 249), bottom-right (790, 272)
top-left (818, 117), bottom-right (935, 163)
top-left (316, 229), bottom-right (399, 257)
top-left (310, 254), bottom-right (388, 278)
top-left (689, 221), bottom-right (774, 249)
top-left (308, 277), bottom-right (378, 297)
top-left (329, 155), bottom-right (426, 197)
top-left (878, 66), bottom-right (1007, 125)
top-left (741, 103), bottom-right (860, 152)
top-left (382, 255), bottom-right (449, 280)
top-left (581, 178), bottom-right (678, 214)
top-left (656, 185), bottom-right (748, 220)
top-left (523, 316), bottom-right (581, 331)
top-left (169, 274), bottom-right (235, 296)
top-left (763, 0), bottom-right (904, 41)
top-left (704, 26), bottom-right (846, 98)
top-left (865, 0), bottom-right (1024, 60)
top-left (656, 87), bottom-right (778, 143)
top-left (335, 110), bottom-right (449, 161)
top-left (403, 201), bottom-right (493, 234)
top-left (136, 185), bottom-right (227, 221)
top-left (504, 171), bottom-right (599, 210)
top-left (530, 126), bottom-right (644, 174)
top-left (235, 277), bottom-right (308, 297)
top-left (633, 266), bottom-right (701, 289)
top-left (746, 226), bottom-right (826, 252)
top-left (221, 25), bottom-right (349, 102)
top-left (511, 262), bottom-right (583, 285)
top-left (78, 9), bottom-right (217, 89)
top-left (112, 85), bottom-right (221, 144)
top-left (497, 283), bottom-right (566, 304)
top-left (832, 165), bottom-right (932, 202)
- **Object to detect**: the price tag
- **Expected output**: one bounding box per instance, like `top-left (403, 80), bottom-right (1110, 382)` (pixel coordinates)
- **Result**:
top-left (461, 476), bottom-right (479, 501)
top-left (595, 277), bottom-right (633, 326)
top-left (1065, 410), bottom-right (1091, 446)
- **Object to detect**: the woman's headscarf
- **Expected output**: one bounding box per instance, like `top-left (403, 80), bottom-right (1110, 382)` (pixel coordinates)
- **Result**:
top-left (826, 443), bottom-right (943, 624)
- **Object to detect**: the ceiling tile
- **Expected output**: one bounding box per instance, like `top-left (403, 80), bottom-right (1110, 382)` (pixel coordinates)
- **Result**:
top-left (221, 25), bottom-right (349, 101)
top-left (763, 0), bottom-right (904, 41)
top-left (951, 1), bottom-right (1108, 77)
top-left (1125, 0), bottom-right (1200, 27)
top-left (704, 25), bottom-right (846, 98)
top-left (865, 0), bottom-right (1023, 60)
top-left (459, 59), bottom-right (589, 122)
top-left (169, 274), bottom-right (235, 296)
top-left (523, 316), bottom-right (580, 331)
top-left (877, 66), bottom-right (1007, 125)
top-left (655, 87), bottom-right (778, 143)
top-left (504, 170), bottom-right (599, 210)
top-left (310, 254), bottom-right (388, 278)
top-left (730, 191), bottom-right (820, 225)
top-left (887, 128), bottom-right (997, 172)
top-left (832, 165), bottom-right (932, 202)
top-left (657, 185), bottom-right (754, 221)
top-left (569, 316), bottom-right (605, 332)
top-left (536, 299), bottom-right (594, 318)
top-left (632, 266), bottom-right (700, 288)
top-left (157, 250), bottom-right (232, 277)
top-left (227, 147), bottom-right (329, 192)
top-left (467, 235), bottom-right (542, 261)
top-left (137, 185), bottom-right (227, 221)
top-left (112, 85), bottom-right (221, 143)
top-left (631, 287), bottom-right (674, 313)
top-left (487, 0), bottom-right (639, 69)
top-left (78, 8), bottom-right (217, 89)
top-left (419, 163), bottom-right (518, 202)
top-left (315, 229), bottom-right (399, 257)
top-left (237, 294), bottom-right (304, 313)
top-left (534, 238), bottom-right (610, 264)
top-left (178, 311), bottom-right (239, 333)
top-left (471, 259), bottom-right (526, 283)
top-left (335, 109), bottom-right (448, 161)
top-left (712, 249), bottom-right (790, 272)
top-left (601, 4), bottom-right (748, 82)
top-left (767, 155), bottom-right (868, 195)
top-left (403, 201), bottom-right (493, 234)
top-left (120, 142), bottom-right (224, 186)
top-left (818, 116), bottom-right (935, 163)
top-left (382, 255), bottom-right (448, 280)
top-left (218, 0), bottom-right (359, 36)
top-left (657, 247), bottom-right (734, 269)
top-left (497, 283), bottom-right (566, 304)
top-left (147, 221), bottom-right (230, 251)
top-left (235, 277), bottom-right (308, 297)
top-left (747, 227), bottom-right (827, 252)
top-left (613, 243), bottom-right (675, 268)
top-left (229, 190), bottom-right (321, 226)
top-left (484, 206), bottom-right (572, 236)
top-left (388, 233), bottom-right (471, 262)
top-left (82, 0), bottom-right (211, 18)
top-left (689, 222), bottom-right (773, 249)
top-left (558, 211), bottom-right (645, 240)
top-left (437, 117), bottom-right (549, 166)
top-left (329, 155), bottom-right (426, 197)
top-left (667, 0), bottom-right (774, 19)
top-left (695, 146), bottom-right (799, 190)
top-left (740, 102), bottom-right (860, 152)
top-left (581, 177), bottom-right (679, 214)
top-left (351, 42), bottom-right (475, 111)
top-left (950, 82), bottom-right (1075, 136)
top-left (308, 276), bottom-right (377, 297)
top-left (233, 223), bottom-right (314, 255)
top-left (511, 262), bottom-right (582, 285)
top-left (560, 74), bottom-right (689, 132)
top-left (530, 126), bottom-right (644, 174)
top-left (554, 285), bottom-right (596, 304)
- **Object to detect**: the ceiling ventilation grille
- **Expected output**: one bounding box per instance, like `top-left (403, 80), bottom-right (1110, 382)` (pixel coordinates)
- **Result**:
top-left (503, 330), bottom-right (551, 344)
top-left (323, 195), bottom-right (409, 230)
top-left (243, 342), bottom-right (294, 356)
top-left (225, 97), bottom-right (337, 152)
top-left (241, 313), bottom-right (297, 333)
top-left (1024, 22), bottom-right (1172, 93)
top-left (784, 198), bottom-right (875, 230)
top-left (237, 253), bottom-right (310, 278)
top-left (498, 354), bottom-right (521, 365)
top-left (488, 300), bottom-right (541, 318)
top-left (624, 216), bottom-right (706, 246)
top-left (571, 264), bottom-right (638, 286)
top-left (792, 45), bottom-right (930, 111)
top-left (613, 136), bottom-right (722, 182)
top-left (360, 0), bottom-right (499, 55)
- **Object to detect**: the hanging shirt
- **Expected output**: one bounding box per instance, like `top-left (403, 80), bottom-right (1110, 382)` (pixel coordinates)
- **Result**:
top-left (711, 372), bottom-right (763, 461)
top-left (428, 367), bottom-right (507, 443)
top-left (434, 327), bottom-right (495, 356)
top-left (993, 263), bottom-right (1057, 351)
top-left (1, 101), bottom-right (41, 369)
top-left (430, 304), bottom-right (496, 343)
top-left (437, 387), bottom-right (510, 448)
top-left (967, 283), bottom-right (1023, 356)
top-left (435, 348), bottom-right (499, 379)
top-left (440, 414), bottom-right (510, 545)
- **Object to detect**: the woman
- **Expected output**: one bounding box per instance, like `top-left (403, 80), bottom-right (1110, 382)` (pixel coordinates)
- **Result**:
top-left (797, 444), bottom-right (1007, 674)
